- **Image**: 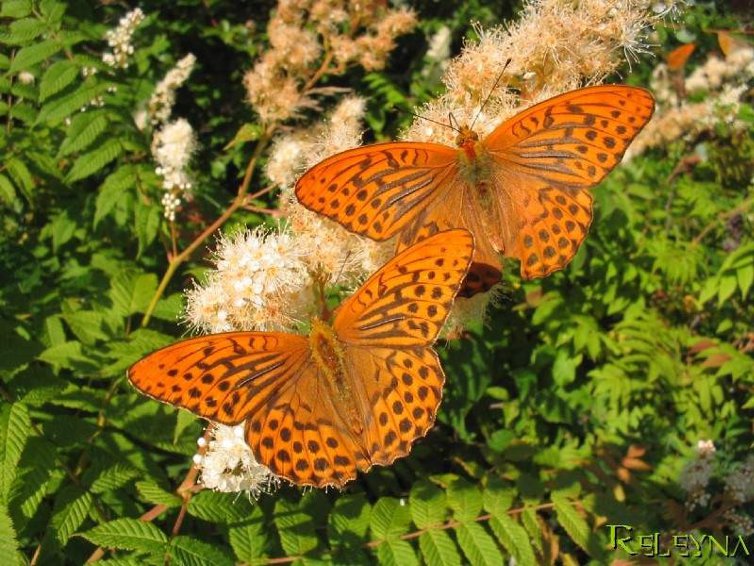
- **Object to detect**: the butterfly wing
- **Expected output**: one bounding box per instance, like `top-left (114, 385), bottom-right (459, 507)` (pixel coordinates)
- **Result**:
top-left (295, 142), bottom-right (459, 241)
top-left (482, 85), bottom-right (655, 278)
top-left (332, 229), bottom-right (474, 469)
top-left (127, 332), bottom-right (368, 488)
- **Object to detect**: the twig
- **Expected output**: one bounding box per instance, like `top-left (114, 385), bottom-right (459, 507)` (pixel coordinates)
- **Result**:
top-left (691, 195), bottom-right (754, 246)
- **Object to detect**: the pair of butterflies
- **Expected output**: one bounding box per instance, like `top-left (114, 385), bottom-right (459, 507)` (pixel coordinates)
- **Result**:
top-left (129, 85), bottom-right (655, 488)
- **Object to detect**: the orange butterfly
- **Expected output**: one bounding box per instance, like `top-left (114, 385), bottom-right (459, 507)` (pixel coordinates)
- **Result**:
top-left (667, 43), bottom-right (696, 71)
top-left (296, 85), bottom-right (655, 296)
top-left (128, 229), bottom-right (474, 488)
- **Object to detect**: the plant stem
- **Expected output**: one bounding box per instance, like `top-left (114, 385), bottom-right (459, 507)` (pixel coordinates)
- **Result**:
top-left (140, 127), bottom-right (274, 327)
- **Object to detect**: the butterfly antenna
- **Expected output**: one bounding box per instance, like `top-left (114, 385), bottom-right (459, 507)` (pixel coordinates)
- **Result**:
top-left (399, 107), bottom-right (460, 134)
top-left (332, 250), bottom-right (352, 288)
top-left (470, 58), bottom-right (512, 130)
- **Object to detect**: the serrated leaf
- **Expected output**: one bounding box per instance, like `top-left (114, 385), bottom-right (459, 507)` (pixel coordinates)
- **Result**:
top-left (110, 270), bottom-right (158, 317)
top-left (0, 505), bottom-right (19, 560)
top-left (50, 489), bottom-right (92, 545)
top-left (1, 0), bottom-right (32, 18)
top-left (0, 174), bottom-right (15, 204)
top-left (38, 341), bottom-right (88, 369)
top-left (89, 464), bottom-right (139, 494)
top-left (169, 536), bottom-right (234, 566)
top-left (65, 138), bottom-right (122, 183)
top-left (135, 481), bottom-right (181, 508)
top-left (275, 497), bottom-right (320, 556)
top-left (9, 39), bottom-right (61, 73)
top-left (370, 498), bottom-right (411, 540)
top-left (717, 274), bottom-right (738, 306)
top-left (134, 201), bottom-right (161, 256)
top-left (552, 492), bottom-right (598, 556)
top-left (36, 81), bottom-right (110, 126)
top-left (455, 522), bottom-right (501, 566)
top-left (39, 60), bottom-right (78, 102)
top-left (488, 515), bottom-right (535, 566)
top-left (409, 481), bottom-right (447, 529)
top-left (419, 530), bottom-right (461, 566)
top-left (447, 478), bottom-right (483, 522)
top-left (6, 157), bottom-right (33, 198)
top-left (737, 264), bottom-right (753, 300)
top-left (61, 310), bottom-right (107, 345)
top-left (482, 478), bottom-right (515, 516)
top-left (328, 494), bottom-right (371, 542)
top-left (376, 539), bottom-right (419, 566)
top-left (228, 506), bottom-right (268, 563)
top-left (58, 110), bottom-right (109, 157)
top-left (80, 519), bottom-right (168, 553)
top-left (94, 165), bottom-right (137, 227)
top-left (0, 403), bottom-right (31, 503)
top-left (187, 491), bottom-right (255, 524)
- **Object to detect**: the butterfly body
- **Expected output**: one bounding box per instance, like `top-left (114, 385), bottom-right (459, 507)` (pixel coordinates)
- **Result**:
top-left (129, 230), bottom-right (475, 488)
top-left (295, 85), bottom-right (655, 295)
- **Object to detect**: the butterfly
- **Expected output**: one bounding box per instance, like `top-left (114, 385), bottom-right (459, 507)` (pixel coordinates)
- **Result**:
top-left (295, 85), bottom-right (655, 296)
top-left (667, 43), bottom-right (696, 71)
top-left (128, 229), bottom-right (474, 488)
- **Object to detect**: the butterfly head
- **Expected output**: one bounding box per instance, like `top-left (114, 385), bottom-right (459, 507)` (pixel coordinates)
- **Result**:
top-left (455, 125), bottom-right (480, 160)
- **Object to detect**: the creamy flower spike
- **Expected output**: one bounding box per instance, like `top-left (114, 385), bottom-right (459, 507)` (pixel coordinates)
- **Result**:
top-left (102, 8), bottom-right (144, 69)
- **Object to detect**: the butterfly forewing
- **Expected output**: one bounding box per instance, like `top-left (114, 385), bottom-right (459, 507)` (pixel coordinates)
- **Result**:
top-left (484, 85), bottom-right (655, 189)
top-left (128, 333), bottom-right (310, 425)
top-left (333, 229), bottom-right (474, 347)
top-left (295, 142), bottom-right (459, 241)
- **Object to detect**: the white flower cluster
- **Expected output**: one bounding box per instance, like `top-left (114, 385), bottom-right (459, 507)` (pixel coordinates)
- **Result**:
top-left (102, 8), bottom-right (145, 69)
top-left (151, 119), bottom-right (197, 221)
top-left (185, 227), bottom-right (313, 333)
top-left (194, 424), bottom-right (277, 496)
top-left (148, 54), bottom-right (197, 125)
top-left (679, 439), bottom-right (716, 510)
top-left (725, 456), bottom-right (754, 504)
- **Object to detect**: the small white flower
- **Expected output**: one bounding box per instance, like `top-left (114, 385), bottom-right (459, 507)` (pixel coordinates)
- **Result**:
top-left (197, 424), bottom-right (277, 496)
top-left (17, 71), bottom-right (35, 84)
top-left (102, 8), bottom-right (145, 69)
top-left (149, 54), bottom-right (197, 125)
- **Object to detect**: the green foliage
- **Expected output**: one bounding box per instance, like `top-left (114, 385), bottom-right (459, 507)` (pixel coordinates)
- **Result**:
top-left (2, 0), bottom-right (753, 564)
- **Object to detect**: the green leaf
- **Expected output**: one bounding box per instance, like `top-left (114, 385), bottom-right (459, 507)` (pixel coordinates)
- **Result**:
top-left (0, 174), bottom-right (16, 204)
top-left (737, 264), bottom-right (754, 300)
top-left (49, 488), bottom-right (92, 546)
top-left (552, 492), bottom-right (598, 557)
top-left (110, 270), bottom-right (158, 317)
top-left (0, 505), bottom-right (20, 561)
top-left (0, 403), bottom-right (31, 504)
top-left (488, 515), bottom-right (535, 566)
top-left (1, 0), bottom-right (32, 18)
top-left (37, 341), bottom-right (88, 369)
top-left (89, 464), bottom-right (139, 494)
top-left (409, 481), bottom-right (447, 529)
top-left (36, 81), bottom-right (110, 126)
top-left (454, 523), bottom-right (501, 566)
top-left (419, 530), bottom-right (461, 566)
top-left (65, 138), bottom-right (122, 183)
top-left (447, 478), bottom-right (483, 522)
top-left (50, 209), bottom-right (76, 251)
top-left (187, 491), bottom-right (256, 524)
top-left (39, 60), bottom-right (78, 102)
top-left (79, 518), bottom-right (168, 553)
top-left (228, 506), bottom-right (268, 563)
top-left (5, 157), bottom-right (33, 200)
top-left (376, 539), bottom-right (419, 566)
top-left (9, 39), bottom-right (61, 72)
top-left (717, 274), bottom-right (738, 306)
top-left (224, 123), bottom-right (262, 150)
top-left (58, 110), bottom-right (109, 157)
top-left (370, 498), bottom-right (411, 540)
top-left (134, 201), bottom-right (161, 256)
top-left (135, 481), bottom-right (181, 508)
top-left (61, 310), bottom-right (107, 345)
top-left (169, 536), bottom-right (234, 566)
top-left (275, 497), bottom-right (319, 556)
top-left (328, 494), bottom-right (371, 542)
top-left (94, 165), bottom-right (137, 227)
